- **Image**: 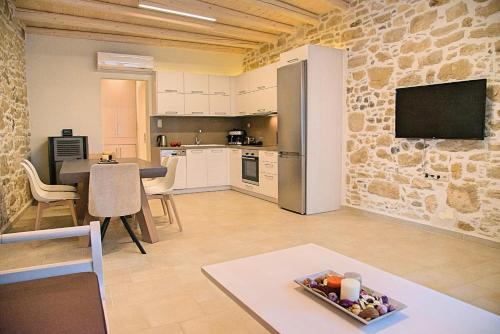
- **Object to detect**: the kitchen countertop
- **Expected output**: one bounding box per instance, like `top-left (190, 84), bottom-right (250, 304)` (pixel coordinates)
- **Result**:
top-left (154, 145), bottom-right (278, 151)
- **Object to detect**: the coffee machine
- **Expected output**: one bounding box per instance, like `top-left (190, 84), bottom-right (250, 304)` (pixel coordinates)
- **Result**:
top-left (227, 129), bottom-right (246, 145)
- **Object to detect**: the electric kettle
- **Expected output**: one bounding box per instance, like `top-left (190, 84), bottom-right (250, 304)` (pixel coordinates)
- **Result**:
top-left (157, 135), bottom-right (168, 147)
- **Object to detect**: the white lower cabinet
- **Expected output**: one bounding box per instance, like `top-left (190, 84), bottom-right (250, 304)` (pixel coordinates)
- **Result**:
top-left (186, 149), bottom-right (207, 188)
top-left (229, 148), bottom-right (242, 187)
top-left (174, 148), bottom-right (277, 199)
top-left (207, 148), bottom-right (228, 186)
top-left (259, 173), bottom-right (278, 198)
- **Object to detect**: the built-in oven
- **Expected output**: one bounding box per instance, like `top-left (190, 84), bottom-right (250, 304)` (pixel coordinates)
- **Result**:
top-left (242, 150), bottom-right (259, 185)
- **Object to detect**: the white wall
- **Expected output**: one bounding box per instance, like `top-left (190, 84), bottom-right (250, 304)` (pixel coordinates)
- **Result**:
top-left (26, 34), bottom-right (244, 182)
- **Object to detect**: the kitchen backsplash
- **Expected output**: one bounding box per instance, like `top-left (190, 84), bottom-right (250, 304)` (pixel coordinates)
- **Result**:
top-left (150, 115), bottom-right (278, 147)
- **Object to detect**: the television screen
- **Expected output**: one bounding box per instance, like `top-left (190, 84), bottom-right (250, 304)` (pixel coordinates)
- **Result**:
top-left (395, 79), bottom-right (486, 139)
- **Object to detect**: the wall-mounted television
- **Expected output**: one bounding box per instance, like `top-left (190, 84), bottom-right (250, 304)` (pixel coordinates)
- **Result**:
top-left (395, 79), bottom-right (486, 139)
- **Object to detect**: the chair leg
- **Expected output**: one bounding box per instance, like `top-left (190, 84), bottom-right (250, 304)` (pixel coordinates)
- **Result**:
top-left (35, 202), bottom-right (44, 230)
top-left (167, 194), bottom-right (182, 232)
top-left (67, 200), bottom-right (78, 226)
top-left (101, 217), bottom-right (111, 241)
top-left (160, 198), bottom-right (168, 216)
top-left (120, 216), bottom-right (146, 254)
top-left (163, 195), bottom-right (173, 224)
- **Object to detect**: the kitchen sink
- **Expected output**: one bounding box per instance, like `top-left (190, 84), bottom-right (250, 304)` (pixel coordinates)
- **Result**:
top-left (181, 144), bottom-right (226, 147)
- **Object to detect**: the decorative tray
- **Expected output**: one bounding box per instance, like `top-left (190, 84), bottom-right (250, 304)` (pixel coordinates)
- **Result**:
top-left (98, 159), bottom-right (118, 164)
top-left (294, 270), bottom-right (407, 325)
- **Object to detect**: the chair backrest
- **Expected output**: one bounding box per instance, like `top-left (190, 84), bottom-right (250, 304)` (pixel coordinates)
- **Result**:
top-left (22, 159), bottom-right (47, 190)
top-left (88, 163), bottom-right (141, 217)
top-left (159, 157), bottom-right (178, 191)
top-left (21, 162), bottom-right (49, 202)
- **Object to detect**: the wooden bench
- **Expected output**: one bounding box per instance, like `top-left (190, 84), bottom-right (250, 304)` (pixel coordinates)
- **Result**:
top-left (0, 221), bottom-right (107, 334)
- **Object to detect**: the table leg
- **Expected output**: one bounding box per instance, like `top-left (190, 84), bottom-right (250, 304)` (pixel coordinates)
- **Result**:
top-left (76, 180), bottom-right (89, 222)
top-left (135, 181), bottom-right (159, 243)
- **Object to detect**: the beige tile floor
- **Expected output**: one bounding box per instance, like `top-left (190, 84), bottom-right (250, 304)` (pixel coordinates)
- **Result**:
top-left (2, 190), bottom-right (499, 333)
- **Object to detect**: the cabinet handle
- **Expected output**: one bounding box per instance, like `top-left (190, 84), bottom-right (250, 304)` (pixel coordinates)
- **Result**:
top-left (191, 90), bottom-right (203, 94)
top-left (191, 149), bottom-right (203, 153)
top-left (264, 175), bottom-right (274, 180)
top-left (257, 108), bottom-right (266, 112)
top-left (165, 89), bottom-right (178, 93)
top-left (238, 90), bottom-right (246, 94)
top-left (165, 111), bottom-right (178, 114)
top-left (213, 91), bottom-right (225, 95)
top-left (257, 86), bottom-right (266, 90)
top-left (287, 58), bottom-right (299, 63)
top-left (265, 163), bottom-right (273, 168)
top-left (191, 111), bottom-right (204, 115)
top-left (214, 112), bottom-right (226, 115)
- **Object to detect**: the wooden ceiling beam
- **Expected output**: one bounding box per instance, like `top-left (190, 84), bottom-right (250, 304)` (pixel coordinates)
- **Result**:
top-left (16, 9), bottom-right (261, 49)
top-left (132, 0), bottom-right (296, 34)
top-left (252, 0), bottom-right (318, 25)
top-left (25, 27), bottom-right (247, 53)
top-left (15, 0), bottom-right (277, 43)
top-left (320, 0), bottom-right (348, 10)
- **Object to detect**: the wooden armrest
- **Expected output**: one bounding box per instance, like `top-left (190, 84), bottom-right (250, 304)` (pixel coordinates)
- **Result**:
top-left (0, 221), bottom-right (104, 297)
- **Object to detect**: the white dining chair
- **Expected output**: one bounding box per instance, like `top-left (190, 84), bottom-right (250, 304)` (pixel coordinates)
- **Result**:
top-left (22, 159), bottom-right (77, 192)
top-left (21, 162), bottom-right (79, 230)
top-left (143, 157), bottom-right (182, 232)
top-left (88, 163), bottom-right (146, 254)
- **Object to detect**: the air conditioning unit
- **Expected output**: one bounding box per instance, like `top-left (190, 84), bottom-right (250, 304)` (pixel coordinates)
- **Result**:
top-left (97, 52), bottom-right (154, 72)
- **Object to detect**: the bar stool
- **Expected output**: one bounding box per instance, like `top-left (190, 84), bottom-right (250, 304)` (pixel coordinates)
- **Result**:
top-left (88, 163), bottom-right (146, 254)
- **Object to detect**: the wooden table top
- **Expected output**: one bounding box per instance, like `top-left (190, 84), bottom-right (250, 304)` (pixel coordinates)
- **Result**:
top-left (202, 244), bottom-right (500, 334)
top-left (59, 158), bottom-right (167, 183)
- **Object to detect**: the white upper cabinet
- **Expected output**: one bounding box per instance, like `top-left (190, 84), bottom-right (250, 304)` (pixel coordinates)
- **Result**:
top-left (252, 87), bottom-right (277, 114)
top-left (209, 75), bottom-right (230, 95)
top-left (249, 63), bottom-right (277, 91)
top-left (209, 95), bottom-right (231, 116)
top-left (185, 94), bottom-right (209, 116)
top-left (157, 71), bottom-right (184, 93)
top-left (235, 72), bottom-right (249, 95)
top-left (277, 45), bottom-right (309, 68)
top-left (184, 73), bottom-right (209, 94)
top-left (156, 92), bottom-right (185, 115)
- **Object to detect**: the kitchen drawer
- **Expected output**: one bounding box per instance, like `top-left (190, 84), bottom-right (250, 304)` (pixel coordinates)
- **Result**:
top-left (242, 183), bottom-right (259, 193)
top-left (260, 150), bottom-right (278, 163)
top-left (260, 161), bottom-right (277, 175)
top-left (260, 173), bottom-right (278, 198)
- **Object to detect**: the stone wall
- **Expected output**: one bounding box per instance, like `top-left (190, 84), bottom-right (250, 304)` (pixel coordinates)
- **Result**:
top-left (0, 0), bottom-right (30, 230)
top-left (243, 0), bottom-right (500, 242)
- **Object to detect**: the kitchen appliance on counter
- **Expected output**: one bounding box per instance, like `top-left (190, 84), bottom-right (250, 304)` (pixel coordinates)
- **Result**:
top-left (277, 45), bottom-right (343, 215)
top-left (227, 129), bottom-right (246, 145)
top-left (242, 150), bottom-right (259, 185)
top-left (157, 135), bottom-right (168, 147)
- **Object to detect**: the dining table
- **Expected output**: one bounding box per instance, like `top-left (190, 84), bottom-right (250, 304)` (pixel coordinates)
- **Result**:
top-left (59, 158), bottom-right (166, 244)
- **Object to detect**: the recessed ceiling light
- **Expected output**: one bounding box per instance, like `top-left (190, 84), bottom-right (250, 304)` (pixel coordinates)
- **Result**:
top-left (138, 1), bottom-right (217, 22)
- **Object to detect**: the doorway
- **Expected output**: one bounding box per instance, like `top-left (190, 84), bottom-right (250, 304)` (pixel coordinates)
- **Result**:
top-left (100, 79), bottom-right (148, 160)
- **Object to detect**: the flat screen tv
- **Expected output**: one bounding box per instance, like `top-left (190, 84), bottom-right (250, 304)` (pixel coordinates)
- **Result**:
top-left (395, 79), bottom-right (486, 139)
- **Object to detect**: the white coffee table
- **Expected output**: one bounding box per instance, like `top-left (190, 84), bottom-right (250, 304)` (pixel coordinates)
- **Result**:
top-left (202, 244), bottom-right (500, 333)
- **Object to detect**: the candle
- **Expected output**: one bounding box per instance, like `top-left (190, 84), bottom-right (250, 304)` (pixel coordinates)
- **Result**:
top-left (344, 272), bottom-right (362, 284)
top-left (340, 278), bottom-right (361, 302)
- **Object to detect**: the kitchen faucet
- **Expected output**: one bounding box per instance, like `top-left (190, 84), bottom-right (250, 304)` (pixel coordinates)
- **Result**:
top-left (195, 129), bottom-right (202, 145)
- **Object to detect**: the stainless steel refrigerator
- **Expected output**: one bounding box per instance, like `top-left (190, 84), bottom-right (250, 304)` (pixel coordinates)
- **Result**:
top-left (277, 60), bottom-right (307, 214)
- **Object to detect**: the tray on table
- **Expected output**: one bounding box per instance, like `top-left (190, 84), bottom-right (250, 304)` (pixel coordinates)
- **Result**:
top-left (294, 270), bottom-right (407, 325)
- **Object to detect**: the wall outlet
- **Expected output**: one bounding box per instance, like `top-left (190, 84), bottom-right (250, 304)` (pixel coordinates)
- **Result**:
top-left (157, 118), bottom-right (163, 128)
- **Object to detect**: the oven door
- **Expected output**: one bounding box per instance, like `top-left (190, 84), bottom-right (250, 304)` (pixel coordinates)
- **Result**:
top-left (242, 155), bottom-right (259, 185)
